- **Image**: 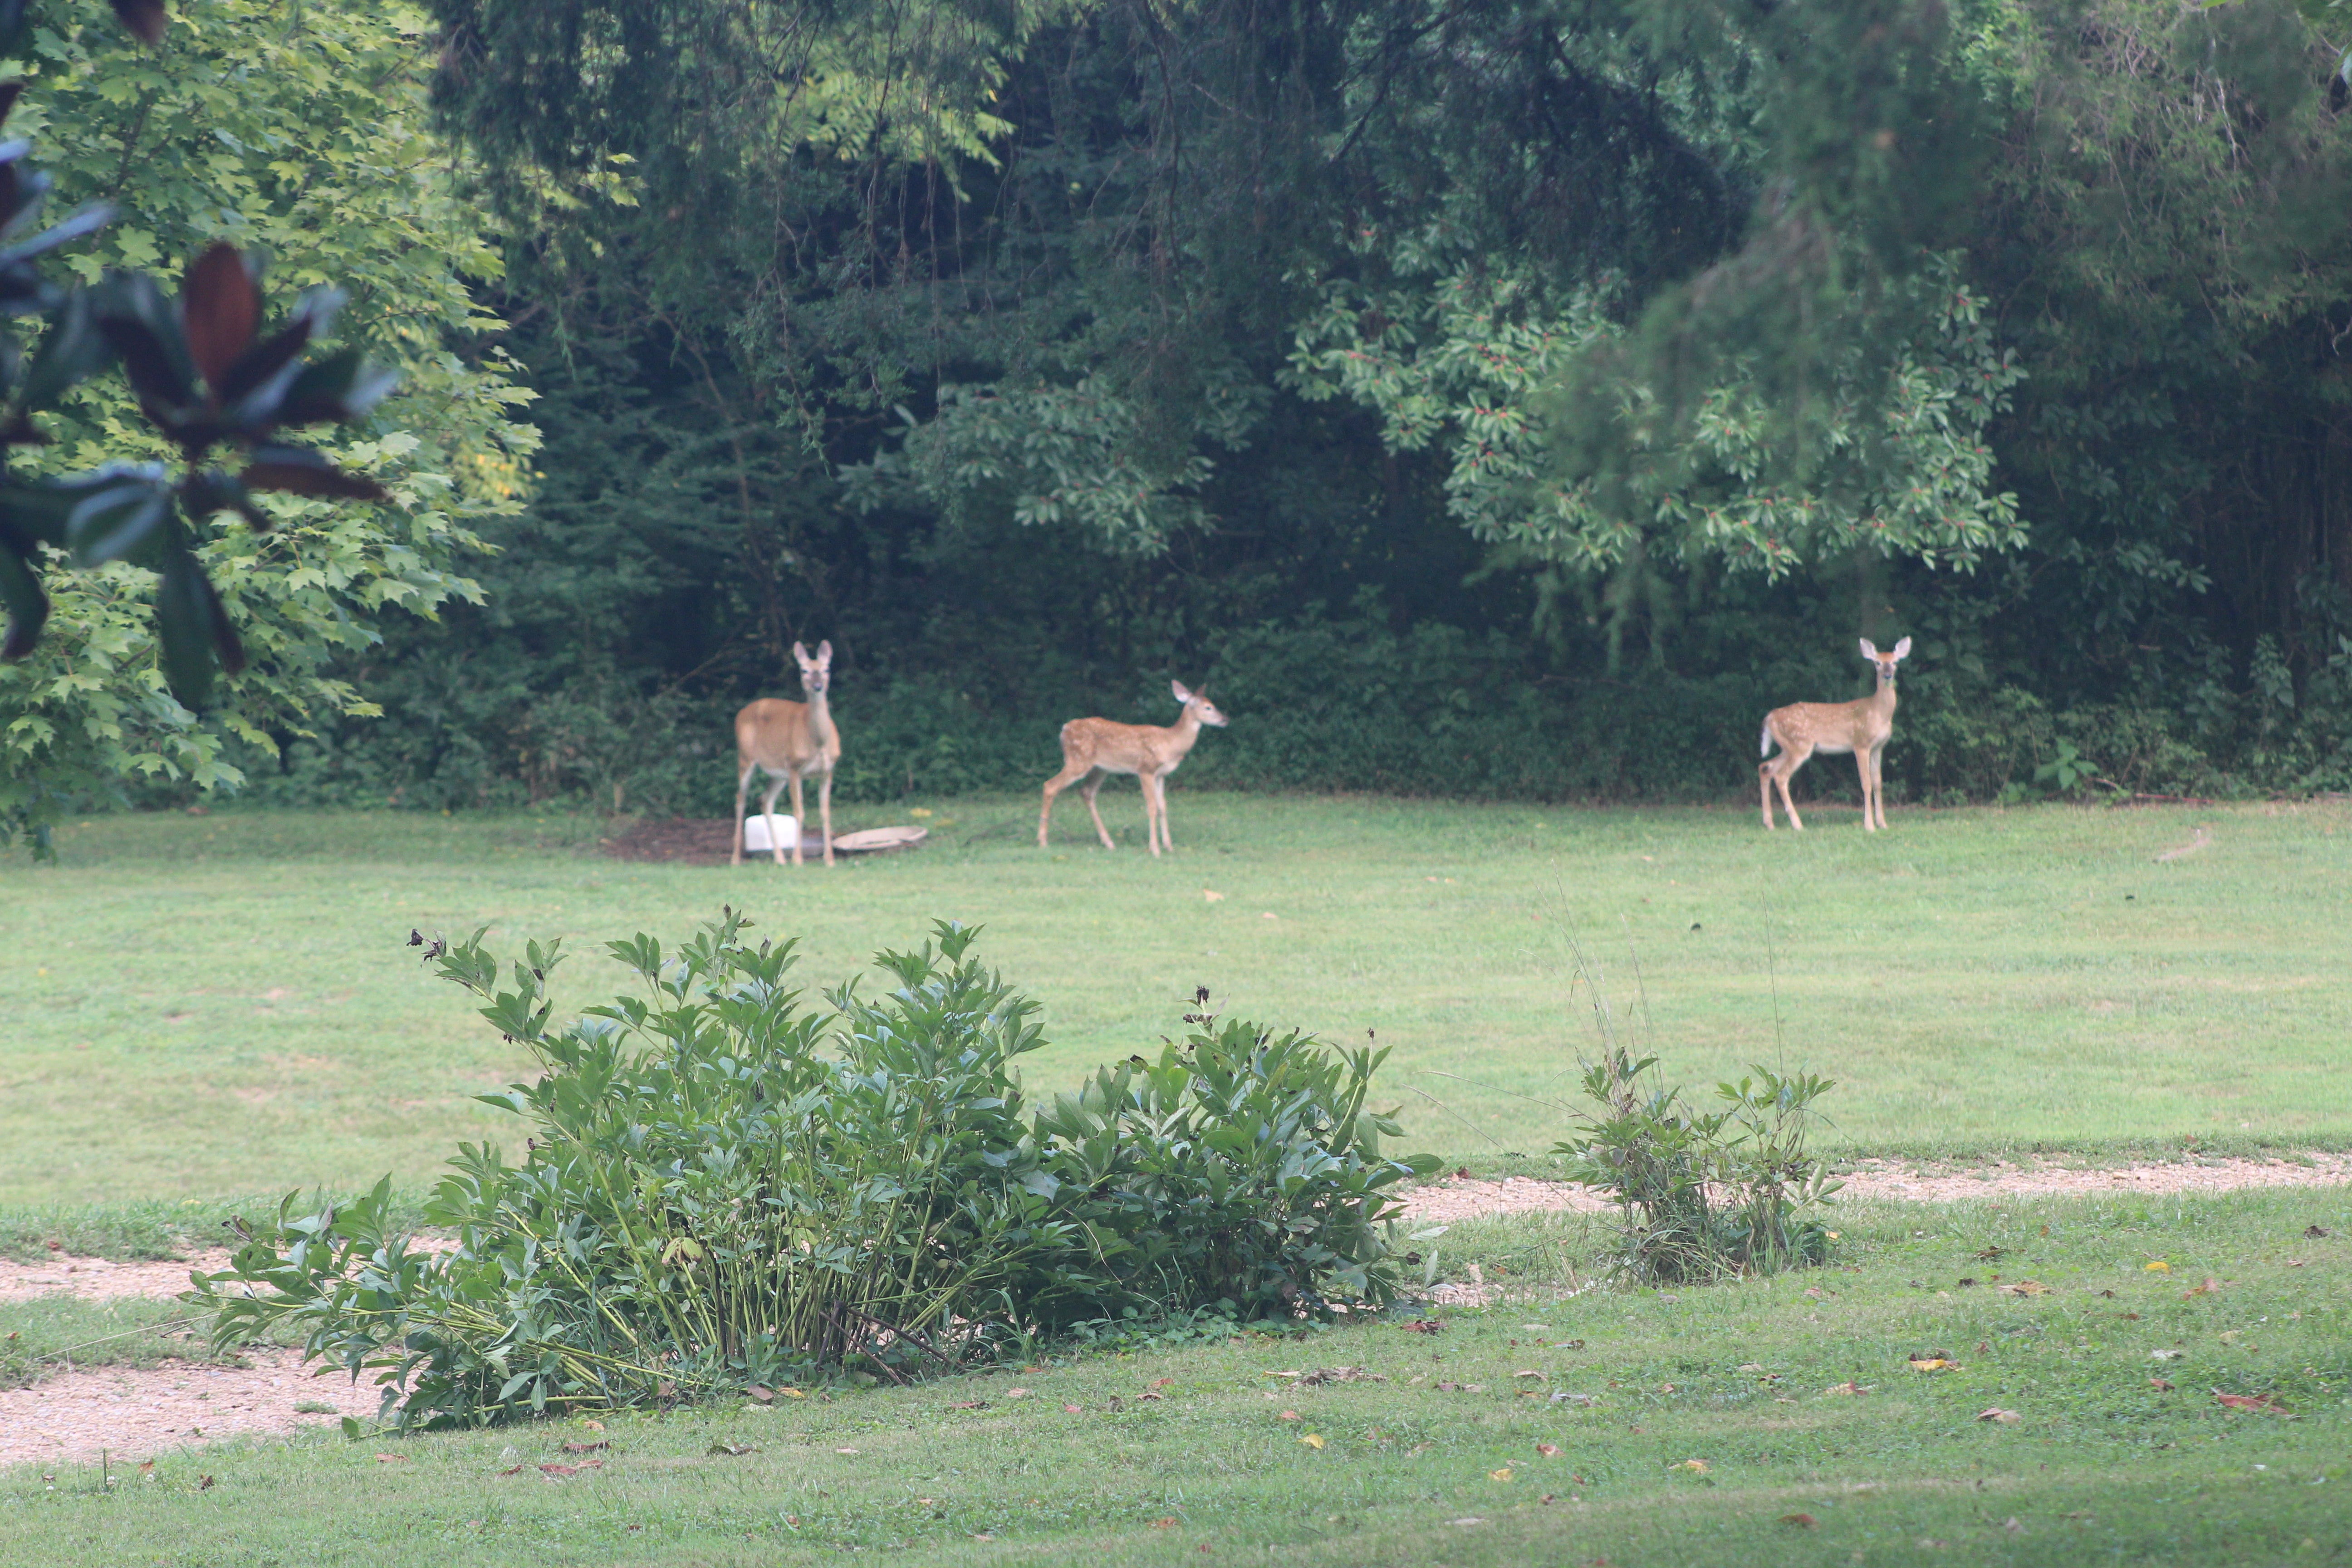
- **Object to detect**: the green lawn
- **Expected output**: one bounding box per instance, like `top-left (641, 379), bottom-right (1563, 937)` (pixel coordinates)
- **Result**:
top-left (5, 1188), bottom-right (2346, 1566)
top-left (2, 797), bottom-right (2346, 1205)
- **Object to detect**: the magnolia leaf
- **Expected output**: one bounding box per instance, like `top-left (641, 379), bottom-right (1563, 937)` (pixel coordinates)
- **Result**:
top-left (63, 473), bottom-right (170, 566)
top-left (0, 534), bottom-right (46, 657)
top-left (240, 444), bottom-right (386, 501)
top-left (180, 244), bottom-right (260, 389)
top-left (19, 287), bottom-right (113, 408)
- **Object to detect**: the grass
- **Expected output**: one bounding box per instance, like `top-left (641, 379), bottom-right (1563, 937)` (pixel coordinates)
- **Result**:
top-left (1, 795), bottom-right (2347, 1205)
top-left (3, 1186), bottom-right (2346, 1566)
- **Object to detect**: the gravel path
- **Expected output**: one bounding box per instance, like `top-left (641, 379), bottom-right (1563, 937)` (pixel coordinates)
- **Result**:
top-left (1396, 1152), bottom-right (2352, 1225)
top-left (5, 1152), bottom-right (2347, 1470)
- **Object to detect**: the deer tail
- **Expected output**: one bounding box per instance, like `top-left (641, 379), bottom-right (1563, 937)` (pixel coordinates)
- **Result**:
top-left (1759, 719), bottom-right (1772, 758)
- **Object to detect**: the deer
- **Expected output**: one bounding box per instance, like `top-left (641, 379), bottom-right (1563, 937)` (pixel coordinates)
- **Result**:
top-left (1039, 681), bottom-right (1229, 856)
top-left (731, 641), bottom-right (839, 867)
top-left (1759, 636), bottom-right (1911, 832)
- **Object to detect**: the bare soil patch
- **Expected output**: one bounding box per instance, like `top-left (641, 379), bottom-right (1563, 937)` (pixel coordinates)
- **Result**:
top-left (599, 817), bottom-right (928, 865)
top-left (0, 1250), bottom-right (230, 1304)
top-left (1397, 1152), bottom-right (2352, 1225)
top-left (0, 1348), bottom-right (378, 1470)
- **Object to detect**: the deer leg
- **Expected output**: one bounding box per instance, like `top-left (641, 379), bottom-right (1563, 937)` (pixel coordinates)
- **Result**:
top-left (1039, 758), bottom-right (1090, 847)
top-left (1759, 758), bottom-right (1777, 830)
top-left (734, 760), bottom-right (757, 865)
top-left (758, 773), bottom-right (788, 865)
top-left (1872, 744), bottom-right (1890, 830)
top-left (1153, 773), bottom-right (1173, 854)
top-left (818, 769), bottom-right (835, 867)
top-left (789, 772), bottom-right (807, 866)
top-left (1142, 773), bottom-right (1164, 857)
top-left (1854, 750), bottom-right (1877, 832)
top-left (1081, 772), bottom-right (1115, 850)
top-left (1774, 745), bottom-right (1812, 831)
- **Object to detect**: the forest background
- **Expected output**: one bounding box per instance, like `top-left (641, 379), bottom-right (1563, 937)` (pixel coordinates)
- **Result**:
top-left (10, 0), bottom-right (2352, 831)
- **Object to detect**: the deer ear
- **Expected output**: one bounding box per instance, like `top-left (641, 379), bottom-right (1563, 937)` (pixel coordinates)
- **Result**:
top-left (1891, 636), bottom-right (1912, 659)
top-left (1858, 637), bottom-right (1878, 659)
top-left (1171, 679), bottom-right (1194, 704)
top-left (815, 639), bottom-right (832, 666)
top-left (792, 641), bottom-right (810, 664)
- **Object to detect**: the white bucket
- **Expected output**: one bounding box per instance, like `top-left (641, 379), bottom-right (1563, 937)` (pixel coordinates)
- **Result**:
top-left (742, 814), bottom-right (799, 853)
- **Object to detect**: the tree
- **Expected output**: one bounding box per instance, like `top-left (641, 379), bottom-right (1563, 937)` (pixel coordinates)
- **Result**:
top-left (0, 0), bottom-right (536, 852)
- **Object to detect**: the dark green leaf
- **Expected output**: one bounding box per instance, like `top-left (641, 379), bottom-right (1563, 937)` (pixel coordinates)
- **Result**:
top-left (64, 473), bottom-right (172, 567)
top-left (274, 348), bottom-right (397, 426)
top-left (240, 443), bottom-right (386, 501)
top-left (0, 5), bottom-right (26, 59)
top-left (155, 538), bottom-right (218, 709)
top-left (94, 273), bottom-right (198, 415)
top-left (19, 287), bottom-right (113, 409)
top-left (182, 467), bottom-right (272, 532)
top-left (0, 533), bottom-right (46, 658)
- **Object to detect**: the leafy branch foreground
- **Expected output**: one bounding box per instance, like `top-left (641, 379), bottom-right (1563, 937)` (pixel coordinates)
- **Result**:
top-left (196, 912), bottom-right (1438, 1429)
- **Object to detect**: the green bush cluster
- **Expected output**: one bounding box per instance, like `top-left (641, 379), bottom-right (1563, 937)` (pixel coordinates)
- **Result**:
top-left (196, 913), bottom-right (1435, 1428)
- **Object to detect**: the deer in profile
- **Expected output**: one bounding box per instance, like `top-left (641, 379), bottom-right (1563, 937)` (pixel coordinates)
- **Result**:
top-left (1759, 636), bottom-right (1911, 831)
top-left (1039, 681), bottom-right (1229, 856)
top-left (731, 641), bottom-right (839, 867)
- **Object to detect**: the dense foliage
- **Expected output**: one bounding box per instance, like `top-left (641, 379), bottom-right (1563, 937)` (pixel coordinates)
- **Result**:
top-left (198, 913), bottom-right (1436, 1426)
top-left (20, 0), bottom-right (2352, 826)
top-left (0, 0), bottom-right (534, 849)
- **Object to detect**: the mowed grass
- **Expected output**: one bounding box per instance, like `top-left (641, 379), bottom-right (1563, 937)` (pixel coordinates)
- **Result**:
top-left (5, 1188), bottom-right (2347, 1567)
top-left (0, 795), bottom-right (2346, 1204)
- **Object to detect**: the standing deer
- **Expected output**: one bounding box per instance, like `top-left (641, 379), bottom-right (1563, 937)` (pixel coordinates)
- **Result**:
top-left (1759, 637), bottom-right (1911, 831)
top-left (1039, 681), bottom-right (1229, 856)
top-left (731, 641), bottom-right (839, 867)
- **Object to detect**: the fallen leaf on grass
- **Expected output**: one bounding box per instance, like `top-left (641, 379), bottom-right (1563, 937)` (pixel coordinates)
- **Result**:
top-left (746, 1385), bottom-right (774, 1403)
top-left (835, 1447), bottom-right (860, 1455)
top-left (1153, 1518), bottom-right (1178, 1529)
top-left (969, 1532), bottom-right (995, 1541)
top-left (1490, 1467), bottom-right (1513, 1481)
top-left (1202, 890), bottom-right (1224, 902)
top-left (1999, 1280), bottom-right (2050, 1297)
top-left (1152, 1377), bottom-right (1174, 1387)
top-left (1447, 1517), bottom-right (1485, 1527)
top-left (559, 1441), bottom-right (609, 1454)
top-left (947, 1401), bottom-right (988, 1411)
top-left (495, 1465), bottom-right (524, 1477)
top-left (374, 1454), bottom-right (407, 1464)
top-left (1825, 1382), bottom-right (1873, 1396)
top-left (1550, 1392), bottom-right (1598, 1407)
top-left (2144, 1260), bottom-right (2170, 1273)
top-left (1299, 1366), bottom-right (1385, 1385)
top-left (1005, 1387), bottom-right (1031, 1398)
top-left (197, 1476), bottom-right (214, 1491)
top-left (2306, 1225), bottom-right (2331, 1239)
top-left (1277, 1409), bottom-right (1301, 1421)
top-left (1398, 1319), bottom-right (1444, 1335)
top-left (2151, 1348), bottom-right (2185, 1361)
top-left (2183, 1277), bottom-right (2225, 1298)
top-left (1779, 1513), bottom-right (1817, 1529)
top-left (2213, 1390), bottom-right (2289, 1414)
top-left (1062, 1403), bottom-right (1084, 1415)
top-left (1908, 1357), bottom-right (1960, 1372)
top-left (1675, 1459), bottom-right (1709, 1474)
top-left (1974, 1247), bottom-right (2006, 1261)
top-left (1535, 1444), bottom-right (1561, 1458)
top-left (1512, 1369), bottom-right (1548, 1382)
top-left (1976, 1408), bottom-right (2022, 1424)
top-left (539, 1460), bottom-right (603, 1477)
top-left (2149, 1377), bottom-right (2176, 1392)
top-left (1302, 1434), bottom-right (1326, 1450)
top-left (708, 1443), bottom-right (756, 1456)
top-left (1138, 1392), bottom-right (1164, 1401)
top-left (137, 1461), bottom-right (154, 1480)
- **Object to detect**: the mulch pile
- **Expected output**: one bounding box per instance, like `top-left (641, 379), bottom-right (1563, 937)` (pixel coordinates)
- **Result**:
top-left (601, 818), bottom-right (785, 866)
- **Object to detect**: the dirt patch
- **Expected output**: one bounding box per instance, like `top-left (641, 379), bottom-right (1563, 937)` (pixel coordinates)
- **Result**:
top-left (0, 1348), bottom-right (380, 1470)
top-left (0, 1251), bottom-right (232, 1304)
top-left (1398, 1153), bottom-right (2352, 1225)
top-left (599, 817), bottom-right (925, 865)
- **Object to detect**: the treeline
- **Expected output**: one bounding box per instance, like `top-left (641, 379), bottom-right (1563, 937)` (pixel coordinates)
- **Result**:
top-left (14, 0), bottom-right (2352, 824)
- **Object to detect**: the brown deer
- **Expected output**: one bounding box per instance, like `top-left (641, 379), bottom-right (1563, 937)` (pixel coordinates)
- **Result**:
top-left (1039, 681), bottom-right (1229, 856)
top-left (731, 641), bottom-right (839, 867)
top-left (1759, 636), bottom-right (1911, 831)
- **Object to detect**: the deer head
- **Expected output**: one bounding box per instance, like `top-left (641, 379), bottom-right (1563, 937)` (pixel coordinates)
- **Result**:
top-left (1859, 636), bottom-right (1911, 685)
top-left (793, 639), bottom-right (833, 698)
top-left (1172, 679), bottom-right (1229, 727)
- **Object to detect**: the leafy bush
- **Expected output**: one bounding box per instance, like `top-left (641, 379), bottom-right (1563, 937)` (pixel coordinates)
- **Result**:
top-left (196, 912), bottom-right (1434, 1427)
top-left (1553, 1047), bottom-right (1841, 1285)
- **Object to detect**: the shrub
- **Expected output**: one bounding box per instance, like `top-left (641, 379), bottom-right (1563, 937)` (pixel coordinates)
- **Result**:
top-left (1553, 1048), bottom-right (1841, 1285)
top-left (196, 912), bottom-right (1434, 1427)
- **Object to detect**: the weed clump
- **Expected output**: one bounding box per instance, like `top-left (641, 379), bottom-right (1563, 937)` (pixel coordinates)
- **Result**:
top-left (196, 911), bottom-right (1433, 1427)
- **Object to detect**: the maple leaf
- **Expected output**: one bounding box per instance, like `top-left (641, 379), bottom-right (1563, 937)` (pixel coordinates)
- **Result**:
top-left (2213, 1390), bottom-right (2289, 1414)
top-left (1780, 1513), bottom-right (1818, 1528)
top-left (1535, 1444), bottom-right (1561, 1458)
top-left (1976, 1407), bottom-right (2022, 1423)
